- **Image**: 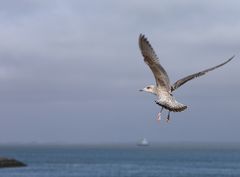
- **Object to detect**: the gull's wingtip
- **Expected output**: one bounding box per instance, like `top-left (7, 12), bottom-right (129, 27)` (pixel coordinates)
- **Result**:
top-left (225, 55), bottom-right (235, 63)
top-left (139, 34), bottom-right (150, 47)
top-left (139, 34), bottom-right (147, 48)
top-left (229, 55), bottom-right (235, 61)
top-left (139, 33), bottom-right (145, 41)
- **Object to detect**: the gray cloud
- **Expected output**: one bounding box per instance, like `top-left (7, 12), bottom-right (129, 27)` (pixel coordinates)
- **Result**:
top-left (0, 0), bottom-right (239, 144)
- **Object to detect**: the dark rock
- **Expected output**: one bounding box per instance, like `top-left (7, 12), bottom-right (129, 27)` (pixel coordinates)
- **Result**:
top-left (0, 157), bottom-right (26, 168)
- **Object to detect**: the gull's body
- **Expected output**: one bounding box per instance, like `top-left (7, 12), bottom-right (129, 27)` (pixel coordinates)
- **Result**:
top-left (138, 34), bottom-right (234, 120)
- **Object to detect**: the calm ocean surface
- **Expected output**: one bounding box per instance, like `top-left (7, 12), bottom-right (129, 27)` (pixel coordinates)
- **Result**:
top-left (0, 144), bottom-right (240, 177)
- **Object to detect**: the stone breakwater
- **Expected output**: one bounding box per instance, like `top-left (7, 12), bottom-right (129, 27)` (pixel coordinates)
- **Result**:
top-left (0, 157), bottom-right (26, 168)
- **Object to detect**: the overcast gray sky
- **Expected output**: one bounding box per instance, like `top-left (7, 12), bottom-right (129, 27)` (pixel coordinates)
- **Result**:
top-left (0, 0), bottom-right (239, 144)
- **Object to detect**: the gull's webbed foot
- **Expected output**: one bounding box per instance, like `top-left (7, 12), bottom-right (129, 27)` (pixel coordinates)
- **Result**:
top-left (157, 107), bottom-right (164, 121)
top-left (166, 111), bottom-right (170, 123)
top-left (157, 112), bottom-right (161, 121)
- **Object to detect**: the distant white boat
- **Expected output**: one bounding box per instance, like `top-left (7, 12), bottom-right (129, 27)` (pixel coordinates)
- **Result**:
top-left (137, 138), bottom-right (149, 146)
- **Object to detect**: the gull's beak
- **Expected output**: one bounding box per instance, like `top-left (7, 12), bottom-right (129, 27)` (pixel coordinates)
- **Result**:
top-left (139, 89), bottom-right (143, 92)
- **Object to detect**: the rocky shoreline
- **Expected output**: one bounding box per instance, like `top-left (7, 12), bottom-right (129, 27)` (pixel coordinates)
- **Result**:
top-left (0, 157), bottom-right (26, 168)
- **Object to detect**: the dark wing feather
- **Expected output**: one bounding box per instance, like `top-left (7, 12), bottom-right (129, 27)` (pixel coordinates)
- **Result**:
top-left (171, 56), bottom-right (234, 92)
top-left (139, 34), bottom-right (171, 92)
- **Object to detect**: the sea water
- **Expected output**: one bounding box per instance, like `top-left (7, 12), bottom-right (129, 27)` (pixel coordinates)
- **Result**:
top-left (0, 144), bottom-right (240, 177)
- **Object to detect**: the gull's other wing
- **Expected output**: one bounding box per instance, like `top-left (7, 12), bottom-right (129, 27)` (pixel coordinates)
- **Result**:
top-left (171, 56), bottom-right (234, 92)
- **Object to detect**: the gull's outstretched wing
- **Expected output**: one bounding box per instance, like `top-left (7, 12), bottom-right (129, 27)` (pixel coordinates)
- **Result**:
top-left (139, 34), bottom-right (171, 92)
top-left (171, 56), bottom-right (234, 92)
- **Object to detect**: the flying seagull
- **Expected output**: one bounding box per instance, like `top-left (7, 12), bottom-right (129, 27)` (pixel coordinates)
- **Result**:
top-left (138, 34), bottom-right (234, 122)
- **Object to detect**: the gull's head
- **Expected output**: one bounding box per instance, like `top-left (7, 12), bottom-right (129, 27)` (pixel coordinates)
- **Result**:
top-left (139, 85), bottom-right (156, 94)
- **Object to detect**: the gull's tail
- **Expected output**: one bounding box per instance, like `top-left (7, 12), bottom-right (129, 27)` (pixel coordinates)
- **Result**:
top-left (155, 95), bottom-right (187, 112)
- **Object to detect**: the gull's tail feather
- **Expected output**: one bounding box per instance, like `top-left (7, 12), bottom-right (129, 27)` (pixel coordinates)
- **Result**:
top-left (155, 96), bottom-right (187, 112)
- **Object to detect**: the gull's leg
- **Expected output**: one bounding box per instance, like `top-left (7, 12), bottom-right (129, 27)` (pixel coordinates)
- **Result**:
top-left (166, 111), bottom-right (170, 123)
top-left (157, 107), bottom-right (164, 121)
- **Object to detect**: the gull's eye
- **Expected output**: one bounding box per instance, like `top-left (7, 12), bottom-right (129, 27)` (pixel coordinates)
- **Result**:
top-left (147, 86), bottom-right (151, 89)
